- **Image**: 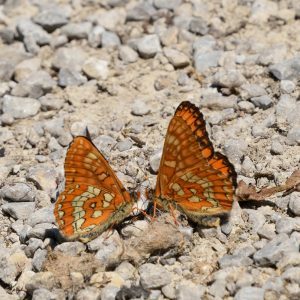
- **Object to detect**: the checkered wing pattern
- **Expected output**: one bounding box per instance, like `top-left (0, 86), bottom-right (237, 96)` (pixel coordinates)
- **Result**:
top-left (54, 137), bottom-right (133, 243)
top-left (155, 101), bottom-right (237, 225)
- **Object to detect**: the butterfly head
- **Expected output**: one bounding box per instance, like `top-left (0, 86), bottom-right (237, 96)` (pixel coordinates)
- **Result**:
top-left (130, 181), bottom-right (154, 216)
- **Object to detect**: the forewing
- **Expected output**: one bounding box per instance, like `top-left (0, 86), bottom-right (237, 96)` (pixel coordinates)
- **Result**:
top-left (54, 136), bottom-right (132, 242)
top-left (155, 101), bottom-right (237, 216)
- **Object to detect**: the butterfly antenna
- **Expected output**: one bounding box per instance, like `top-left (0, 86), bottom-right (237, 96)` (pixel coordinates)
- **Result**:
top-left (85, 127), bottom-right (92, 141)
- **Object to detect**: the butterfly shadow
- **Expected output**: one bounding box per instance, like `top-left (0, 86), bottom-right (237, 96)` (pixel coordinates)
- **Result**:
top-left (44, 227), bottom-right (68, 247)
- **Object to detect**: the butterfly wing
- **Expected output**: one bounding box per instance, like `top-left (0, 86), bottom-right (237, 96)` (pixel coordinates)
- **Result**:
top-left (54, 136), bottom-right (133, 243)
top-left (155, 101), bottom-right (237, 225)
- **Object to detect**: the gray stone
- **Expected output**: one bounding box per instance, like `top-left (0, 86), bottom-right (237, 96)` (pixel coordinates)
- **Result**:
top-left (289, 193), bottom-right (300, 216)
top-left (219, 254), bottom-right (252, 268)
top-left (0, 60), bottom-right (15, 82)
top-left (0, 44), bottom-right (30, 82)
top-left (101, 31), bottom-right (121, 47)
top-left (50, 35), bottom-right (68, 48)
top-left (61, 22), bottom-right (92, 40)
top-left (28, 206), bottom-right (55, 227)
top-left (126, 2), bottom-right (156, 21)
top-left (276, 217), bottom-right (296, 234)
top-left (115, 261), bottom-right (135, 280)
top-left (0, 247), bottom-right (18, 286)
top-left (14, 57), bottom-right (41, 82)
top-left (40, 94), bottom-right (65, 111)
top-left (0, 82), bottom-right (10, 97)
top-left (58, 68), bottom-right (87, 87)
top-left (27, 165), bottom-right (58, 196)
top-left (281, 267), bottom-right (300, 284)
top-left (251, 125), bottom-right (269, 138)
top-left (28, 223), bottom-right (55, 240)
top-left (189, 18), bottom-right (208, 35)
top-left (287, 126), bottom-right (300, 145)
top-left (0, 28), bottom-right (15, 44)
top-left (82, 58), bottom-right (109, 80)
top-left (118, 45), bottom-right (138, 64)
top-left (209, 279), bottom-right (226, 298)
top-left (234, 286), bottom-right (264, 300)
top-left (23, 35), bottom-right (40, 54)
top-left (150, 149), bottom-right (162, 173)
top-left (24, 238), bottom-right (43, 257)
top-left (162, 283), bottom-right (176, 299)
top-left (270, 140), bottom-right (284, 155)
top-left (32, 288), bottom-right (57, 300)
top-left (257, 223), bottom-right (276, 240)
top-left (257, 44), bottom-right (287, 66)
top-left (19, 224), bottom-right (32, 244)
top-left (100, 285), bottom-right (120, 300)
top-left (263, 276), bottom-right (283, 293)
top-left (76, 286), bottom-right (101, 300)
top-left (244, 209), bottom-right (266, 233)
top-left (2, 95), bottom-right (40, 119)
top-left (2, 202), bottom-right (35, 220)
top-left (153, 0), bottom-right (181, 10)
top-left (139, 263), bottom-right (172, 289)
top-left (163, 48), bottom-right (189, 68)
top-left (0, 285), bottom-right (18, 300)
top-left (177, 71), bottom-right (189, 86)
top-left (269, 56), bottom-right (300, 80)
top-left (32, 249), bottom-right (47, 272)
top-left (194, 51), bottom-right (222, 73)
top-left (241, 156), bottom-right (256, 175)
top-left (237, 101), bottom-right (255, 113)
top-left (0, 127), bottom-right (14, 144)
top-left (280, 80), bottom-right (296, 93)
top-left (233, 245), bottom-right (256, 257)
top-left (57, 131), bottom-right (73, 147)
top-left (240, 84), bottom-right (267, 99)
top-left (94, 231), bottom-right (124, 267)
top-left (224, 138), bottom-right (248, 165)
top-left (43, 117), bottom-right (64, 137)
top-left (55, 242), bottom-right (86, 256)
top-left (116, 139), bottom-right (133, 152)
top-left (25, 272), bottom-right (56, 293)
top-left (52, 47), bottom-right (88, 71)
top-left (250, 95), bottom-right (273, 109)
top-left (17, 19), bottom-right (51, 45)
top-left (0, 183), bottom-right (35, 202)
top-left (277, 252), bottom-right (300, 271)
top-left (0, 113), bottom-right (14, 126)
top-left (13, 71), bottom-right (56, 98)
top-left (176, 282), bottom-right (205, 300)
top-left (160, 27), bottom-right (178, 47)
top-left (253, 234), bottom-right (299, 266)
top-left (137, 34), bottom-right (161, 59)
top-left (193, 35), bottom-right (216, 52)
top-left (131, 100), bottom-right (151, 116)
top-left (48, 136), bottom-right (62, 152)
top-left (33, 10), bottom-right (68, 32)
top-left (275, 94), bottom-right (298, 124)
top-left (88, 26), bottom-right (104, 48)
top-left (92, 8), bottom-right (126, 32)
top-left (213, 69), bottom-right (246, 88)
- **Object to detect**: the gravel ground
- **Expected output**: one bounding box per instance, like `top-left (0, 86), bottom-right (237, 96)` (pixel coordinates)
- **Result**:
top-left (0, 0), bottom-right (300, 299)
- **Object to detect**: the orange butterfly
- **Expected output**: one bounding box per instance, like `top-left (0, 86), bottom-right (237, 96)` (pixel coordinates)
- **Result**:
top-left (54, 101), bottom-right (237, 242)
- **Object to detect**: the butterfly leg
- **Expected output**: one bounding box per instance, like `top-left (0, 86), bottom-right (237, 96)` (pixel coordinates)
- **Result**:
top-left (131, 207), bottom-right (155, 222)
top-left (168, 203), bottom-right (179, 226)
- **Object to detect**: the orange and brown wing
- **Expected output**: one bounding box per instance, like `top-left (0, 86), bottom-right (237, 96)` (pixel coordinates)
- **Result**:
top-left (54, 136), bottom-right (133, 242)
top-left (155, 101), bottom-right (237, 223)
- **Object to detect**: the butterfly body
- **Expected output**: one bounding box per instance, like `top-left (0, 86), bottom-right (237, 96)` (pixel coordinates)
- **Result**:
top-left (54, 101), bottom-right (236, 242)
